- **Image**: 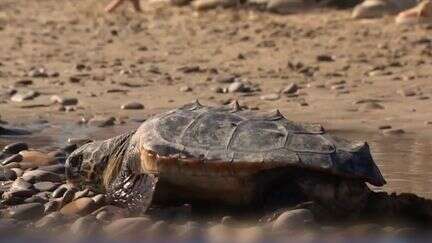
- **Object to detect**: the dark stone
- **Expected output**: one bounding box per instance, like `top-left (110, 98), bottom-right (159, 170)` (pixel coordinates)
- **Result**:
top-left (33, 182), bottom-right (59, 192)
top-left (22, 170), bottom-right (63, 183)
top-left (2, 142), bottom-right (28, 154)
top-left (1, 154), bottom-right (23, 166)
top-left (0, 168), bottom-right (17, 181)
top-left (38, 164), bottom-right (65, 174)
top-left (8, 203), bottom-right (44, 220)
top-left (0, 126), bottom-right (31, 136)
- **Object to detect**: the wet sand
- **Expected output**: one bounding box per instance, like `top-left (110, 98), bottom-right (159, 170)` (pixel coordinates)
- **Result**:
top-left (1, 1), bottom-right (432, 198)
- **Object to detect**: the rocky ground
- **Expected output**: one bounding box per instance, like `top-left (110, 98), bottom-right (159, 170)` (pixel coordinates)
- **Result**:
top-left (1, 0), bottom-right (432, 240)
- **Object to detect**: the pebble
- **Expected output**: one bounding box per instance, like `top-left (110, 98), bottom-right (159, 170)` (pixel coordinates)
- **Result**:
top-left (192, 0), bottom-right (237, 9)
top-left (88, 116), bottom-right (115, 127)
top-left (2, 142), bottom-right (28, 154)
top-left (70, 215), bottom-right (99, 235)
top-left (33, 182), bottom-right (59, 192)
top-left (398, 89), bottom-right (416, 97)
top-left (266, 0), bottom-right (303, 14)
top-left (7, 203), bottom-right (44, 220)
top-left (316, 54), bottom-right (335, 62)
top-left (35, 212), bottom-right (64, 228)
top-left (180, 86), bottom-right (192, 92)
top-left (272, 209), bottom-right (314, 231)
top-left (22, 169), bottom-right (63, 183)
top-left (73, 189), bottom-right (90, 200)
top-left (260, 93), bottom-right (280, 101)
top-left (121, 101), bottom-right (144, 110)
top-left (359, 102), bottom-right (384, 111)
top-left (228, 81), bottom-right (246, 93)
top-left (282, 83), bottom-right (298, 94)
top-left (10, 178), bottom-right (33, 191)
top-left (44, 200), bottom-right (60, 214)
top-left (50, 95), bottom-right (78, 106)
top-left (0, 168), bottom-right (17, 181)
top-left (91, 205), bottom-right (129, 221)
top-left (1, 154), bottom-right (23, 166)
top-left (378, 125), bottom-right (392, 130)
top-left (104, 217), bottom-right (152, 235)
top-left (19, 150), bottom-right (57, 166)
top-left (38, 164), bottom-right (65, 174)
top-left (382, 129), bottom-right (405, 136)
top-left (60, 197), bottom-right (97, 216)
top-left (14, 80), bottom-right (33, 87)
top-left (10, 90), bottom-right (39, 102)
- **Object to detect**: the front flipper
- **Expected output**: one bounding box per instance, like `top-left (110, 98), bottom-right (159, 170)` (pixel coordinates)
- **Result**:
top-left (107, 173), bottom-right (158, 214)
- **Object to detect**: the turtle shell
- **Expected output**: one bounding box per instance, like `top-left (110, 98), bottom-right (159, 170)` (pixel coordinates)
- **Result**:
top-left (135, 101), bottom-right (386, 187)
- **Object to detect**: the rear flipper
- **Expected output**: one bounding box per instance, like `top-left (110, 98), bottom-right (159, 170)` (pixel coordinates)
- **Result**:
top-left (106, 173), bottom-right (159, 214)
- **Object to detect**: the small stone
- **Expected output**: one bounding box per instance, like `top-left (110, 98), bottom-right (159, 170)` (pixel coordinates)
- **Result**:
top-left (3, 188), bottom-right (36, 201)
top-left (378, 125), bottom-right (392, 130)
top-left (7, 203), bottom-right (44, 220)
top-left (180, 86), bottom-right (192, 92)
top-left (266, 0), bottom-right (306, 14)
top-left (33, 182), bottom-right (59, 192)
top-left (88, 116), bottom-right (115, 127)
top-left (398, 89), bottom-right (416, 97)
top-left (382, 129), bottom-right (405, 136)
top-left (359, 102), bottom-right (385, 111)
top-left (104, 217), bottom-right (152, 235)
top-left (50, 95), bottom-right (78, 106)
top-left (91, 205), bottom-right (129, 221)
top-left (10, 178), bottom-right (33, 191)
top-left (214, 74), bottom-right (236, 83)
top-left (2, 142), bottom-right (28, 154)
top-left (228, 81), bottom-right (245, 93)
top-left (70, 215), bottom-right (99, 235)
top-left (316, 54), bottom-right (335, 62)
top-left (272, 209), bottom-right (314, 231)
top-left (14, 80), bottom-right (33, 87)
top-left (28, 68), bottom-right (49, 78)
top-left (35, 212), bottom-right (64, 228)
top-left (19, 150), bottom-right (57, 167)
top-left (282, 83), bottom-right (298, 94)
top-left (60, 197), bottom-right (97, 216)
top-left (1, 154), bottom-right (23, 166)
top-left (10, 90), bottom-right (39, 102)
top-left (121, 102), bottom-right (144, 110)
top-left (73, 188), bottom-right (90, 200)
top-left (22, 170), bottom-right (63, 183)
top-left (260, 93), bottom-right (280, 101)
top-left (0, 169), bottom-right (17, 181)
top-left (44, 200), bottom-right (60, 214)
top-left (38, 164), bottom-right (65, 174)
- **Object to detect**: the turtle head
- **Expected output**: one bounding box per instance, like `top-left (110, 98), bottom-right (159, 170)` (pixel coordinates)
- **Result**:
top-left (65, 131), bottom-right (135, 191)
top-left (65, 140), bottom-right (109, 191)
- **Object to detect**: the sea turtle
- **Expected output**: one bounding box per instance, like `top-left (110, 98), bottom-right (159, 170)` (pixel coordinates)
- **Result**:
top-left (65, 101), bottom-right (386, 217)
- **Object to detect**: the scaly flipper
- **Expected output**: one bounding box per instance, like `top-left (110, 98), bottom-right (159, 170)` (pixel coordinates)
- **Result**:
top-left (106, 173), bottom-right (158, 214)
